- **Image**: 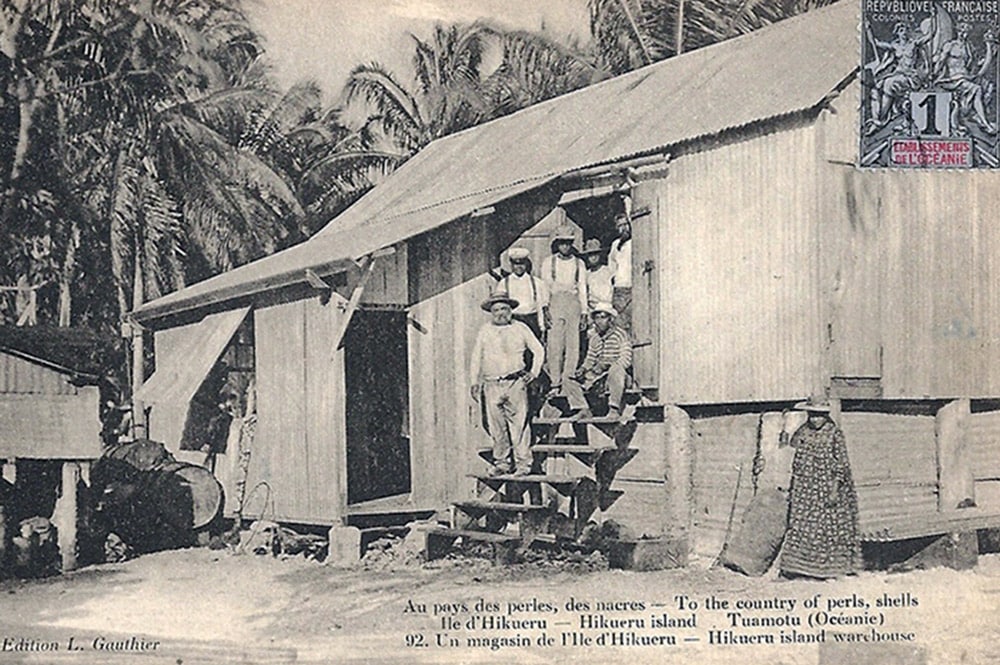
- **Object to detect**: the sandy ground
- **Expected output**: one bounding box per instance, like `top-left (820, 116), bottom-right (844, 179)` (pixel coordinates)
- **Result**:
top-left (1, 546), bottom-right (999, 665)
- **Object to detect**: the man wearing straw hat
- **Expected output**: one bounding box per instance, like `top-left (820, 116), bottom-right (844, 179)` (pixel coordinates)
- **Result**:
top-left (499, 247), bottom-right (549, 342)
top-left (580, 238), bottom-right (614, 315)
top-left (469, 290), bottom-right (545, 476)
top-left (540, 224), bottom-right (588, 392)
top-left (563, 303), bottom-right (632, 419)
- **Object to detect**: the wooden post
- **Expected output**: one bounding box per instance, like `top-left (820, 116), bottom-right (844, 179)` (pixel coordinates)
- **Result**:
top-left (52, 461), bottom-right (80, 572)
top-left (0, 460), bottom-right (9, 580)
top-left (936, 399), bottom-right (974, 511)
top-left (131, 241), bottom-right (148, 440)
top-left (1, 459), bottom-right (14, 485)
top-left (663, 405), bottom-right (692, 565)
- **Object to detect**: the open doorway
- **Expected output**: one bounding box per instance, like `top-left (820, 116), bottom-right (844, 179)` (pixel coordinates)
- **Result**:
top-left (343, 308), bottom-right (412, 504)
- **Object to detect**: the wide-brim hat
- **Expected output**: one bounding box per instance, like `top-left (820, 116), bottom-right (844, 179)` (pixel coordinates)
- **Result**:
top-left (590, 302), bottom-right (618, 318)
top-left (481, 292), bottom-right (520, 312)
top-left (550, 224), bottom-right (577, 243)
top-left (580, 238), bottom-right (605, 256)
top-left (794, 397), bottom-right (832, 413)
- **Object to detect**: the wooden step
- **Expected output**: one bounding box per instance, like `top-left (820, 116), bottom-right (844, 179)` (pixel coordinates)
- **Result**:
top-left (425, 527), bottom-right (520, 563)
top-left (426, 527), bottom-right (519, 543)
top-left (469, 473), bottom-right (584, 484)
top-left (533, 414), bottom-right (634, 426)
top-left (454, 500), bottom-right (549, 514)
top-left (531, 444), bottom-right (612, 455)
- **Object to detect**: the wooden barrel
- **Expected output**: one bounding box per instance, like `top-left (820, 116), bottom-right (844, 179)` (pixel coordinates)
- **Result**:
top-left (93, 440), bottom-right (223, 551)
top-left (145, 462), bottom-right (222, 531)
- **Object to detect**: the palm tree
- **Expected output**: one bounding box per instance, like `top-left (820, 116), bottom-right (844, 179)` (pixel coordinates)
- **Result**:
top-left (1, 0), bottom-right (307, 327)
top-left (478, 25), bottom-right (608, 115)
top-left (588, 0), bottom-right (841, 72)
top-left (238, 81), bottom-right (405, 234)
top-left (345, 23), bottom-right (493, 156)
top-left (346, 21), bottom-right (608, 158)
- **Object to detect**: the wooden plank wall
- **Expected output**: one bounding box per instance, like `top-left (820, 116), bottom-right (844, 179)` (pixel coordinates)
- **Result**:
top-left (250, 296), bottom-right (345, 523)
top-left (408, 219), bottom-right (496, 508)
top-left (819, 80), bottom-right (1000, 397)
top-left (0, 353), bottom-right (77, 395)
top-left (656, 124), bottom-right (824, 404)
top-left (630, 183), bottom-right (659, 388)
top-left (360, 243), bottom-right (408, 305)
top-left (0, 388), bottom-right (101, 459)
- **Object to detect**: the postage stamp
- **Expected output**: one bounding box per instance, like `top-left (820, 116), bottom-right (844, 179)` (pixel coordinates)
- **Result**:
top-left (860, 0), bottom-right (1000, 168)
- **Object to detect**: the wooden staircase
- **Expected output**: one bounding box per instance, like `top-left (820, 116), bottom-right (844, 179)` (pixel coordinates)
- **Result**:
top-left (425, 389), bottom-right (660, 563)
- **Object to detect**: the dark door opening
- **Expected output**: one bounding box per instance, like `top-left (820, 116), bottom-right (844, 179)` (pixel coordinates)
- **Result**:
top-left (344, 309), bottom-right (411, 504)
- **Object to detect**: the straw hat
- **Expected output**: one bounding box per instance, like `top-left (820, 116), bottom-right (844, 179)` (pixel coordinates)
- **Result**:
top-left (481, 291), bottom-right (519, 311)
top-left (794, 397), bottom-right (832, 413)
top-left (580, 238), bottom-right (606, 256)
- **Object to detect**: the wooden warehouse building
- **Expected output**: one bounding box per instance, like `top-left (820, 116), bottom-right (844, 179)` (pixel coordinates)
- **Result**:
top-left (131, 2), bottom-right (1000, 563)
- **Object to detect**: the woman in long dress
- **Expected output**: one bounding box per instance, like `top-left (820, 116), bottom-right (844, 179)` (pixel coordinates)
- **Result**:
top-left (780, 400), bottom-right (862, 579)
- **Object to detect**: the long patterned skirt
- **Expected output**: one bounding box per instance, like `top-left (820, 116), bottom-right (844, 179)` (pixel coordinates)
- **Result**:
top-left (779, 422), bottom-right (862, 578)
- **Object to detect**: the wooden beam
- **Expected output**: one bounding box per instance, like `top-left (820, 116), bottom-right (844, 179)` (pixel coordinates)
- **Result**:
top-left (937, 398), bottom-right (974, 510)
top-left (1, 460), bottom-right (14, 484)
top-left (329, 256), bottom-right (379, 357)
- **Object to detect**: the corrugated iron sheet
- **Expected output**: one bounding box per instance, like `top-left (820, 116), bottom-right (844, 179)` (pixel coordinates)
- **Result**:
top-left (820, 80), bottom-right (1000, 397)
top-left (0, 352), bottom-right (77, 395)
top-left (134, 1), bottom-right (857, 322)
top-left (690, 413), bottom-right (759, 561)
top-left (658, 125), bottom-right (823, 403)
top-left (691, 410), bottom-right (940, 560)
top-left (970, 410), bottom-right (1000, 480)
top-left (840, 412), bottom-right (939, 524)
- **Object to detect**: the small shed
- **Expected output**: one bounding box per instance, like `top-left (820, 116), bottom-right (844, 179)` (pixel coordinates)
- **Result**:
top-left (0, 326), bottom-right (110, 572)
top-left (131, 2), bottom-right (1000, 563)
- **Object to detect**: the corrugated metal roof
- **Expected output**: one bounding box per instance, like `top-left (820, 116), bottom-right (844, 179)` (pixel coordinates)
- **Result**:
top-left (134, 1), bottom-right (857, 322)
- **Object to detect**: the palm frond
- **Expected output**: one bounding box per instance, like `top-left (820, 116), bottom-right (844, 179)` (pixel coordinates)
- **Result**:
top-left (344, 62), bottom-right (426, 152)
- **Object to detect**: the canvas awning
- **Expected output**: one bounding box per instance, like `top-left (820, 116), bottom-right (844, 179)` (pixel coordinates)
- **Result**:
top-left (134, 306), bottom-right (250, 407)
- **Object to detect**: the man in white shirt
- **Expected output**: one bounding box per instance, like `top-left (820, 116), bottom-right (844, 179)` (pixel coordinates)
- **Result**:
top-left (581, 239), bottom-right (614, 312)
top-left (540, 224), bottom-right (588, 391)
top-left (607, 213), bottom-right (633, 333)
top-left (499, 247), bottom-right (549, 342)
top-left (469, 291), bottom-right (545, 476)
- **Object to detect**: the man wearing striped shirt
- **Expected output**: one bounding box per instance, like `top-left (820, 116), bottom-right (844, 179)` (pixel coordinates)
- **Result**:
top-left (564, 303), bottom-right (633, 419)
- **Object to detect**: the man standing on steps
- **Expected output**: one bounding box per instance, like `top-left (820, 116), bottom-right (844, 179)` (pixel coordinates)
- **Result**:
top-left (469, 291), bottom-right (545, 477)
top-left (563, 303), bottom-right (632, 420)
top-left (540, 224), bottom-right (588, 394)
top-left (499, 247), bottom-right (549, 342)
top-left (499, 246), bottom-right (550, 415)
top-left (608, 212), bottom-right (633, 334)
